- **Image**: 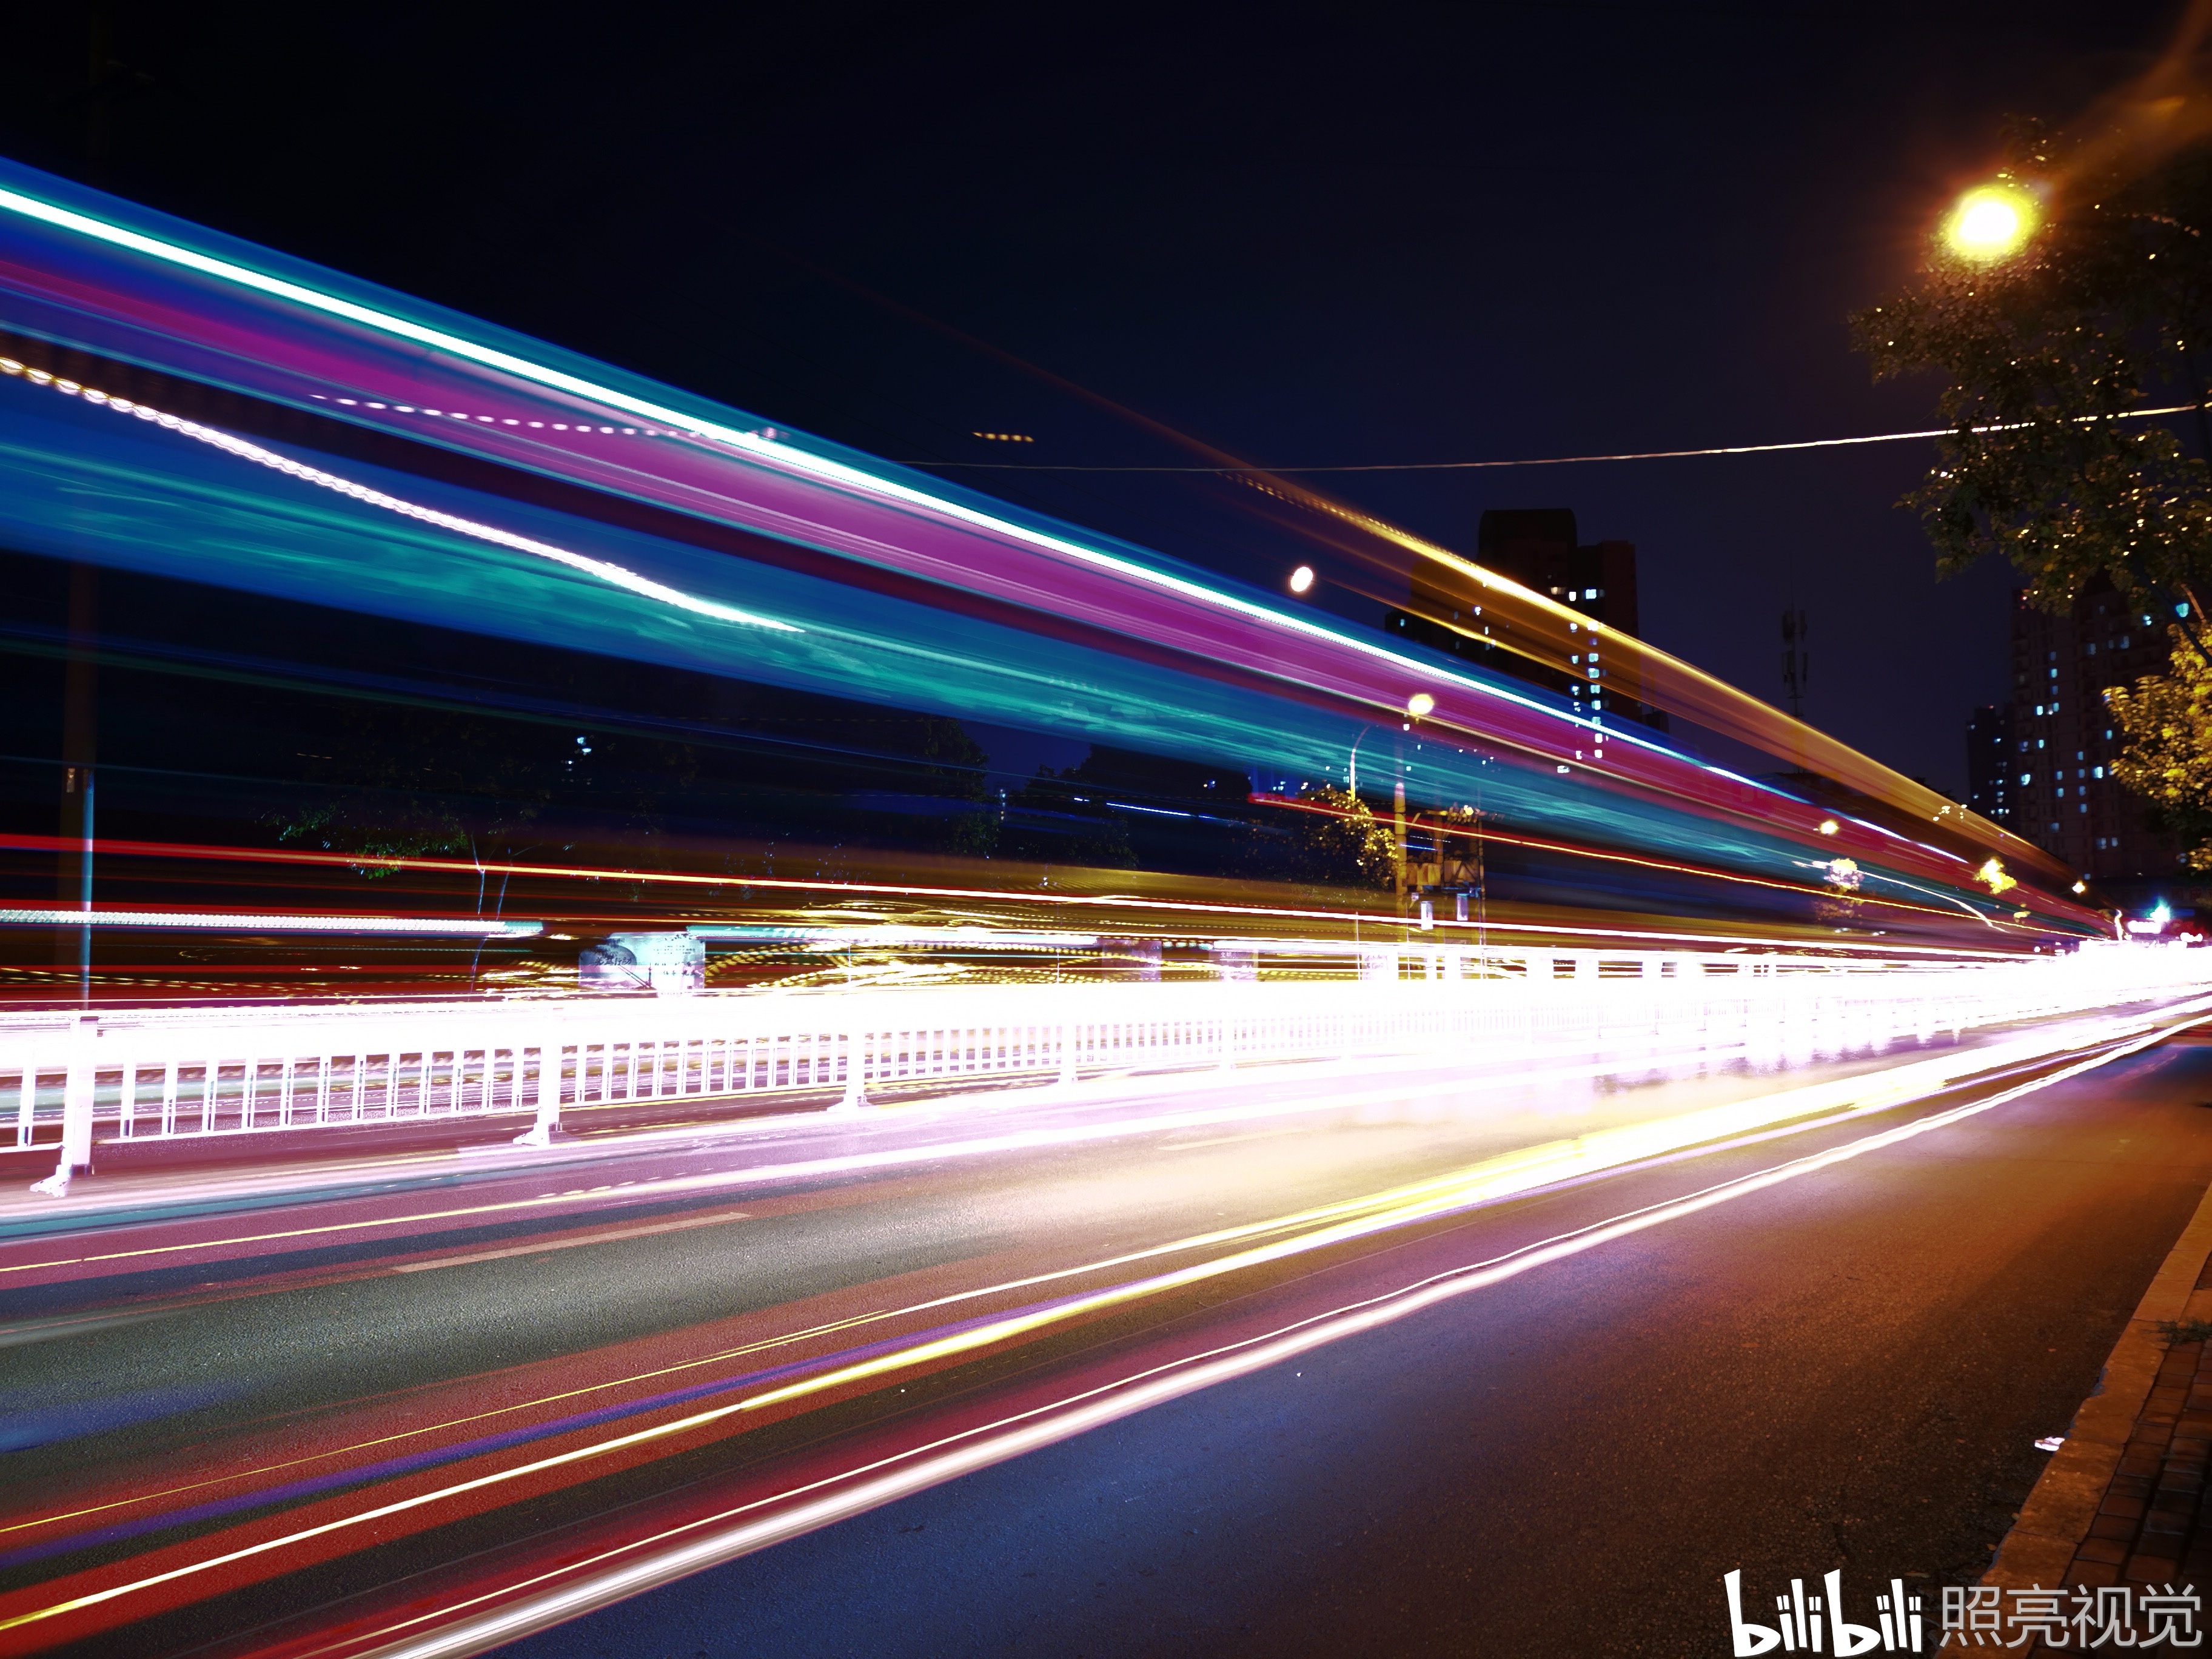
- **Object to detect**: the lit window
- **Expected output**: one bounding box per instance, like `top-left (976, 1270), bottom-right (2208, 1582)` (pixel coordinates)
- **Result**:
top-left (2019, 773), bottom-right (2030, 785)
top-left (2093, 766), bottom-right (2104, 779)
top-left (1585, 588), bottom-right (1598, 599)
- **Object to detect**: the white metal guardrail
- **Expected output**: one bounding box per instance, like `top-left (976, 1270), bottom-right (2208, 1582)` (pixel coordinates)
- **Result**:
top-left (6, 944), bottom-right (2207, 1196)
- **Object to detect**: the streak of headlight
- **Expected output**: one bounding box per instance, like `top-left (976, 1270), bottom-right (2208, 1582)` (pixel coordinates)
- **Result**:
top-left (0, 185), bottom-right (1811, 808)
top-left (346, 1016), bottom-right (2188, 1659)
top-left (0, 908), bottom-right (540, 935)
top-left (0, 833), bottom-right (2034, 956)
top-left (1, 363), bottom-right (799, 633)
top-left (0, 181), bottom-right (2063, 888)
top-left (4, 1000), bottom-right (2194, 1644)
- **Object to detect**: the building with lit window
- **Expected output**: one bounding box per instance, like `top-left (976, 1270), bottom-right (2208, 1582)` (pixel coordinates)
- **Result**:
top-left (1998, 582), bottom-right (2182, 880)
top-left (1966, 704), bottom-right (2012, 827)
top-left (1384, 508), bottom-right (1664, 729)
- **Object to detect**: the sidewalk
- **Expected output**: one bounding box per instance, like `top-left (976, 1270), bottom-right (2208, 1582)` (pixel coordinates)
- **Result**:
top-left (1985, 1155), bottom-right (2212, 1627)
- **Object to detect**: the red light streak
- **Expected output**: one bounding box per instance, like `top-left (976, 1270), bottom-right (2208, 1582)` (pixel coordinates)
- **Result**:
top-left (0, 832), bottom-right (2026, 957)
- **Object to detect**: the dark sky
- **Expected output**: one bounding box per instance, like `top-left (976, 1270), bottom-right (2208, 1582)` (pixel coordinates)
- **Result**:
top-left (0, 2), bottom-right (2187, 796)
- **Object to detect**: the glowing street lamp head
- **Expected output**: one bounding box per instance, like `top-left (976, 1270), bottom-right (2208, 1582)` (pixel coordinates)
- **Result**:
top-left (1289, 565), bottom-right (1315, 594)
top-left (1406, 692), bottom-right (1435, 717)
top-left (1945, 184), bottom-right (2038, 261)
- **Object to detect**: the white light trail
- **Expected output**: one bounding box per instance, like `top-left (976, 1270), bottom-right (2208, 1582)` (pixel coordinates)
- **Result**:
top-left (0, 358), bottom-right (800, 634)
top-left (236, 1004), bottom-right (2212, 1659)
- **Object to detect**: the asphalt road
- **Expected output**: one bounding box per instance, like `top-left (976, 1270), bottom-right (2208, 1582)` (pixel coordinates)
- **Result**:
top-left (2, 1019), bottom-right (2207, 1656)
top-left (497, 1037), bottom-right (2212, 1659)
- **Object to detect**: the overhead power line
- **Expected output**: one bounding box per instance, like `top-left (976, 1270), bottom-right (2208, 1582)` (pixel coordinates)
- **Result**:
top-left (910, 402), bottom-right (2204, 474)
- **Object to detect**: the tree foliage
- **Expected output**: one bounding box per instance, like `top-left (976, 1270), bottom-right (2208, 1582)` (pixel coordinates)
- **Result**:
top-left (273, 702), bottom-right (563, 876)
top-left (1262, 785), bottom-right (1396, 891)
top-left (1851, 122), bottom-right (2212, 627)
top-left (2106, 629), bottom-right (2212, 868)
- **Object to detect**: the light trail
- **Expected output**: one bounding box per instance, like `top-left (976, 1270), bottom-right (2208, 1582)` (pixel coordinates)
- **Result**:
top-left (4, 1007), bottom-right (2159, 1546)
top-left (347, 1012), bottom-right (2186, 1659)
top-left (1252, 793), bottom-right (1985, 925)
top-left (0, 359), bottom-right (800, 634)
top-left (0, 908), bottom-right (540, 936)
top-left (0, 833), bottom-right (2034, 958)
top-left (0, 164), bottom-right (2076, 899)
top-left (908, 401), bottom-right (2210, 471)
top-left (4, 996), bottom-right (2196, 1648)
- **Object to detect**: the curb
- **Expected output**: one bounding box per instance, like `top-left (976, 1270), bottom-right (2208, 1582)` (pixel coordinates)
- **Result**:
top-left (1986, 1165), bottom-right (2212, 1590)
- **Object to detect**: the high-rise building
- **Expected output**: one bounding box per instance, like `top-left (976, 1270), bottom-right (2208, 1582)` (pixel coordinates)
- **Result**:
top-left (1384, 508), bottom-right (1663, 728)
top-left (1966, 704), bottom-right (2013, 828)
top-left (1998, 581), bottom-right (2183, 880)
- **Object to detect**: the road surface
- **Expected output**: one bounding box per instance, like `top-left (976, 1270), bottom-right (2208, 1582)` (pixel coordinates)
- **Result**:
top-left (501, 1037), bottom-right (2212, 1658)
top-left (0, 1017), bottom-right (2204, 1656)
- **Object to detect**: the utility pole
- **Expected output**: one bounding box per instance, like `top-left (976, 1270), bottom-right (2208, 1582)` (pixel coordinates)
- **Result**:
top-left (1393, 776), bottom-right (1407, 926)
top-left (1781, 605), bottom-right (1809, 719)
top-left (58, 572), bottom-right (96, 1005)
top-left (56, 7), bottom-right (117, 1007)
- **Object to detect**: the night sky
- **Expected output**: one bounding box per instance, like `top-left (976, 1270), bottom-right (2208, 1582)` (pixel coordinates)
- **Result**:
top-left (0, 2), bottom-right (2185, 796)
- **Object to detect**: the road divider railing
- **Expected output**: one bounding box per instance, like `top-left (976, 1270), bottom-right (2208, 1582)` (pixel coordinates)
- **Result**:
top-left (5, 943), bottom-right (2207, 1196)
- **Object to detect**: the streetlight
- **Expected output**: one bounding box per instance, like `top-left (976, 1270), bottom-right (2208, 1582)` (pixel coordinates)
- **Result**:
top-left (1945, 184), bottom-right (2039, 261)
top-left (1289, 565), bottom-right (1315, 594)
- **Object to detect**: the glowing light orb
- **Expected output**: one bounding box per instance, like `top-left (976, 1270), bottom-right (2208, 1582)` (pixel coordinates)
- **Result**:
top-left (1977, 857), bottom-right (2018, 896)
top-left (1289, 565), bottom-right (1315, 594)
top-left (1406, 692), bottom-right (1435, 717)
top-left (1817, 818), bottom-right (1840, 836)
top-left (1946, 186), bottom-right (2037, 261)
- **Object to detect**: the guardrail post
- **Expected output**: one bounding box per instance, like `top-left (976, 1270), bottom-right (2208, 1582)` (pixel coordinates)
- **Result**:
top-left (836, 1025), bottom-right (871, 1111)
top-left (1058, 1019), bottom-right (1079, 1087)
top-left (31, 1013), bottom-right (99, 1198)
top-left (512, 1033), bottom-right (562, 1147)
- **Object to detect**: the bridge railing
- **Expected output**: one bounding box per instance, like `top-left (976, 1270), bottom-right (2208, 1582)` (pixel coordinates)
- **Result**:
top-left (7, 945), bottom-right (2206, 1193)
